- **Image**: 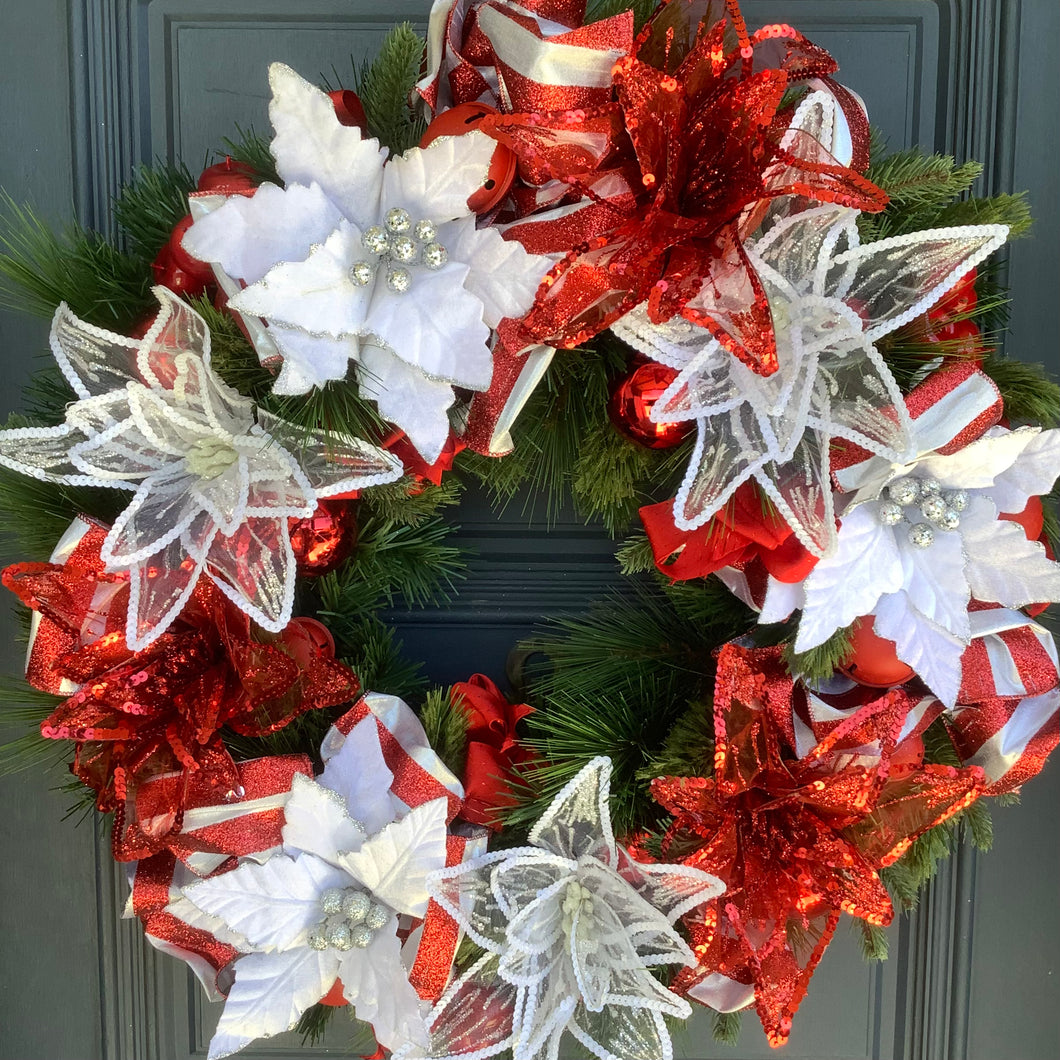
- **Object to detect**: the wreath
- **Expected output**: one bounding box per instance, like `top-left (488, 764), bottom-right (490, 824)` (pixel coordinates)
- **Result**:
top-left (0, 1), bottom-right (1056, 1058)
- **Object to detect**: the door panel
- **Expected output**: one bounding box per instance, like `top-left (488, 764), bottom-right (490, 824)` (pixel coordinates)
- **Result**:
top-left (0, 2), bottom-right (1056, 1058)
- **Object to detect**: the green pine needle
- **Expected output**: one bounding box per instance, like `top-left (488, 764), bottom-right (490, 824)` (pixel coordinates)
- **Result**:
top-left (0, 193), bottom-right (150, 328)
top-left (615, 531), bottom-right (656, 575)
top-left (640, 701), bottom-right (715, 780)
top-left (933, 191), bottom-right (1032, 238)
top-left (980, 353), bottom-right (1060, 427)
top-left (711, 1009), bottom-right (742, 1046)
top-left (296, 1004), bottom-right (335, 1046)
top-left (785, 624), bottom-right (854, 683)
top-left (856, 920), bottom-right (890, 962)
top-left (221, 126), bottom-right (280, 185)
top-left (358, 25), bottom-right (427, 154)
top-left (361, 476), bottom-right (464, 527)
top-left (419, 687), bottom-right (470, 779)
top-left (113, 161), bottom-right (197, 262)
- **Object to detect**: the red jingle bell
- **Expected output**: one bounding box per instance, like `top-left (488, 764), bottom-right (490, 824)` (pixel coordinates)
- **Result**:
top-left (608, 361), bottom-right (693, 449)
top-left (328, 89), bottom-right (368, 132)
top-left (420, 103), bottom-right (517, 213)
top-left (838, 617), bottom-right (916, 688)
top-left (288, 499), bottom-right (358, 576)
top-left (151, 215), bottom-right (216, 299)
top-left (196, 157), bottom-right (258, 196)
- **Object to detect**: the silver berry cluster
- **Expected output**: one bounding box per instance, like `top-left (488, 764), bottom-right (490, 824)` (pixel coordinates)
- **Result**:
top-left (877, 475), bottom-right (969, 550)
top-left (305, 886), bottom-right (391, 952)
top-left (348, 207), bottom-right (449, 295)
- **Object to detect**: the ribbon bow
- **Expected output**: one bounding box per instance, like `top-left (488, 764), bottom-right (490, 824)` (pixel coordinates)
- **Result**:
top-left (3, 517), bottom-right (361, 860)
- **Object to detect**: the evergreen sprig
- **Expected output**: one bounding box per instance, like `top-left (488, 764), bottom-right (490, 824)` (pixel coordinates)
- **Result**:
top-left (0, 194), bottom-right (151, 328)
top-left (358, 25), bottom-right (427, 154)
top-left (419, 686), bottom-right (470, 779)
top-left (113, 161), bottom-right (197, 261)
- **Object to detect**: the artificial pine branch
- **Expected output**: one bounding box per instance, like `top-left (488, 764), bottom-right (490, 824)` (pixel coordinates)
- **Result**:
top-left (361, 476), bottom-right (464, 526)
top-left (979, 353), bottom-right (1060, 427)
top-left (0, 193), bottom-right (150, 328)
top-left (358, 25), bottom-right (427, 154)
top-left (784, 624), bottom-right (854, 683)
top-left (615, 531), bottom-right (655, 575)
top-left (586, 0), bottom-right (657, 31)
top-left (711, 1009), bottom-right (742, 1045)
top-left (856, 920), bottom-right (890, 962)
top-left (113, 162), bottom-right (197, 262)
top-left (419, 687), bottom-right (470, 778)
top-left (221, 127), bottom-right (280, 184)
top-left (640, 701), bottom-right (715, 779)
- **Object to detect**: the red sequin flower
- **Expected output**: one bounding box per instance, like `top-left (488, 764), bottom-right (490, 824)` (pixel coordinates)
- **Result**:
top-left (3, 521), bottom-right (360, 860)
top-left (647, 642), bottom-right (983, 1046)
top-left (509, 0), bottom-right (888, 369)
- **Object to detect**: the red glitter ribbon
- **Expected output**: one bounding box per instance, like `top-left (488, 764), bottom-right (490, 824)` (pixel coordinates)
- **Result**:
top-left (322, 692), bottom-right (489, 1001)
top-left (646, 642), bottom-right (983, 1046)
top-left (3, 518), bottom-right (360, 861)
top-left (130, 754), bottom-right (312, 999)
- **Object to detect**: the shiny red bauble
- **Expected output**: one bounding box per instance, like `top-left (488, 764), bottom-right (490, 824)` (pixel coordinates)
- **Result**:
top-left (928, 267), bottom-right (978, 322)
top-left (838, 617), bottom-right (916, 688)
top-left (608, 361), bottom-right (693, 449)
top-left (420, 102), bottom-right (517, 213)
top-left (196, 157), bottom-right (258, 196)
top-left (328, 89), bottom-right (368, 131)
top-left (150, 214), bottom-right (216, 299)
top-left (288, 499), bottom-right (358, 576)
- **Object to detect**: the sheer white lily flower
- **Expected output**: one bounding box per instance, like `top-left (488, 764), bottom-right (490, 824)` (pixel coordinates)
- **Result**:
top-left (0, 288), bottom-right (401, 648)
top-left (401, 757), bottom-right (723, 1060)
top-left (614, 197), bottom-right (1008, 556)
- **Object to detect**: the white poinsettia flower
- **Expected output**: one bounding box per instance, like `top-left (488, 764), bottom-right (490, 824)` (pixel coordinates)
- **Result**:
top-left (183, 62), bottom-right (553, 463)
top-left (787, 370), bottom-right (1060, 706)
top-left (402, 757), bottom-right (723, 1060)
top-left (179, 713), bottom-right (452, 1059)
top-left (0, 288), bottom-right (401, 649)
top-left (613, 189), bottom-right (1008, 556)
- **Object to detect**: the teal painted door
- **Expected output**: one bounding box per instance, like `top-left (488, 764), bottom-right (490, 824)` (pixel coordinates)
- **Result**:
top-left (0, 2), bottom-right (1056, 1058)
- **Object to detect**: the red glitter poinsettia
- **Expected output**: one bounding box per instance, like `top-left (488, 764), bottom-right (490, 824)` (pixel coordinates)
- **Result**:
top-left (503, 0), bottom-right (888, 369)
top-left (3, 520), bottom-right (360, 860)
top-left (645, 643), bottom-right (984, 1046)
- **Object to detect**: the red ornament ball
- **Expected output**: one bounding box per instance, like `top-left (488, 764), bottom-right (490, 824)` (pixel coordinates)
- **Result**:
top-left (196, 157), bottom-right (258, 196)
top-left (838, 617), bottom-right (916, 688)
top-left (420, 103), bottom-right (517, 213)
top-left (608, 361), bottom-right (693, 449)
top-left (288, 500), bottom-right (358, 576)
top-left (151, 214), bottom-right (216, 298)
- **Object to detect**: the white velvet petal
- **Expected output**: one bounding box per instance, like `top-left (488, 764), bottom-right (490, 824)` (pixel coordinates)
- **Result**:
top-left (381, 132), bottom-right (496, 224)
top-left (443, 218), bottom-right (554, 326)
top-left (796, 505), bottom-right (904, 651)
top-left (339, 929), bottom-right (429, 1051)
top-left (318, 716), bottom-right (399, 837)
top-left (365, 261), bottom-right (493, 388)
top-left (338, 798), bottom-right (449, 918)
top-left (281, 773), bottom-right (368, 867)
top-left (268, 327), bottom-right (361, 393)
top-left (182, 182), bottom-right (345, 285)
top-left (961, 514), bottom-right (1060, 608)
top-left (916, 427), bottom-right (1045, 492)
top-left (900, 528), bottom-right (971, 642)
top-left (357, 344), bottom-right (456, 463)
top-left (979, 428), bottom-right (1060, 515)
top-left (231, 221), bottom-right (373, 338)
top-left (207, 948), bottom-right (338, 1060)
top-left (873, 592), bottom-right (967, 707)
top-left (268, 62), bottom-right (387, 230)
top-left (183, 853), bottom-right (350, 952)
